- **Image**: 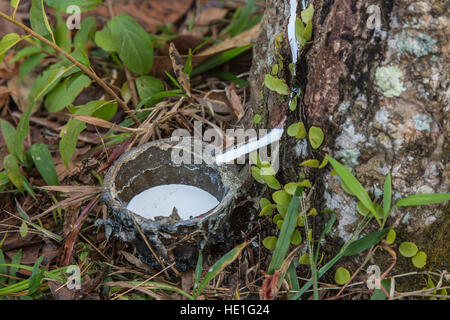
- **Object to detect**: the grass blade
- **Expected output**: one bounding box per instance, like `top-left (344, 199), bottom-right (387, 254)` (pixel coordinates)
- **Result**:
top-left (394, 193), bottom-right (450, 208)
top-left (268, 187), bottom-right (302, 274)
top-left (382, 173), bottom-right (392, 221)
top-left (191, 44), bottom-right (252, 77)
top-left (328, 156), bottom-right (381, 226)
top-left (194, 241), bottom-right (248, 299)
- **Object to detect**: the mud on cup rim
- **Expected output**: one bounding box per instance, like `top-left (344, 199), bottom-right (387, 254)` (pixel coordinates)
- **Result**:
top-left (100, 139), bottom-right (241, 272)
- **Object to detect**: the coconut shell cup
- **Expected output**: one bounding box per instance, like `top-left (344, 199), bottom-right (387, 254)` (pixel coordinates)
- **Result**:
top-left (101, 138), bottom-right (241, 272)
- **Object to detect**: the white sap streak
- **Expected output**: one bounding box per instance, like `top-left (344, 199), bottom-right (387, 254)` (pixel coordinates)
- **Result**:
top-left (288, 0), bottom-right (299, 76)
top-left (127, 184), bottom-right (219, 220)
top-left (215, 128), bottom-right (284, 165)
top-left (215, 1), bottom-right (302, 166)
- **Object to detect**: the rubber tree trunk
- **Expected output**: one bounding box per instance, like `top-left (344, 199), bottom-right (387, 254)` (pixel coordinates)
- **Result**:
top-left (247, 0), bottom-right (448, 271)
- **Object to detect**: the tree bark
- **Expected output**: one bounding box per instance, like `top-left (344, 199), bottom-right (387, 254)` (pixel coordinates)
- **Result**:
top-left (248, 0), bottom-right (448, 269)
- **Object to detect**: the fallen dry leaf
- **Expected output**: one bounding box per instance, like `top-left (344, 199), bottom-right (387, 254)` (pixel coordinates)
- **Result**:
top-left (195, 8), bottom-right (228, 26)
top-left (88, 0), bottom-right (194, 32)
top-left (169, 43), bottom-right (191, 97)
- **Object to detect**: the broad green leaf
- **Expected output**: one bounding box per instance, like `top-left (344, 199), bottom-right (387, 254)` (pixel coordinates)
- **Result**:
top-left (386, 229), bottom-right (396, 244)
top-left (264, 74), bottom-right (289, 95)
top-left (398, 241), bottom-right (418, 258)
top-left (30, 0), bottom-right (54, 42)
top-left (343, 228), bottom-right (391, 256)
top-left (18, 53), bottom-right (46, 82)
top-left (73, 17), bottom-right (95, 51)
top-left (263, 175), bottom-right (281, 190)
top-left (272, 190), bottom-right (292, 206)
top-left (370, 279), bottom-right (390, 300)
top-left (13, 102), bottom-right (33, 163)
top-left (0, 120), bottom-right (17, 156)
top-left (34, 65), bottom-right (69, 101)
top-left (263, 236), bottom-right (277, 250)
top-left (194, 241), bottom-right (248, 299)
top-left (276, 205), bottom-right (288, 218)
top-left (44, 0), bottom-right (102, 12)
top-left (301, 3), bottom-right (314, 24)
top-left (10, 46), bottom-right (42, 62)
top-left (335, 267), bottom-right (350, 285)
top-left (108, 14), bottom-right (153, 75)
top-left (60, 100), bottom-right (117, 167)
top-left (308, 126), bottom-right (324, 149)
top-left (268, 187), bottom-right (302, 274)
top-left (290, 229), bottom-right (302, 245)
top-left (328, 156), bottom-right (380, 225)
top-left (412, 251), bottom-right (427, 268)
top-left (45, 73), bottom-right (91, 112)
top-left (383, 173), bottom-right (392, 220)
top-left (0, 33), bottom-right (23, 62)
top-left (29, 144), bottom-right (59, 185)
top-left (95, 27), bottom-right (116, 52)
top-left (394, 193), bottom-right (450, 208)
top-left (3, 154), bottom-right (23, 192)
top-left (135, 76), bottom-right (165, 100)
top-left (59, 118), bottom-right (85, 167)
top-left (54, 13), bottom-right (71, 52)
top-left (300, 159), bottom-right (320, 168)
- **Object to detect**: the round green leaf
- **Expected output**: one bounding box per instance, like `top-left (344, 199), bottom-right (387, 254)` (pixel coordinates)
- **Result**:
top-left (272, 214), bottom-right (282, 224)
top-left (259, 198), bottom-right (271, 209)
top-left (300, 159), bottom-right (320, 168)
top-left (335, 267), bottom-right (351, 285)
top-left (272, 190), bottom-right (292, 206)
top-left (412, 251), bottom-right (427, 269)
top-left (296, 215), bottom-right (304, 227)
top-left (298, 253), bottom-right (310, 265)
top-left (276, 205), bottom-right (288, 218)
top-left (263, 236), bottom-right (277, 251)
top-left (287, 123), bottom-right (299, 137)
top-left (308, 126), bottom-right (324, 149)
top-left (399, 241), bottom-right (418, 258)
top-left (253, 114), bottom-right (261, 124)
top-left (264, 74), bottom-right (289, 95)
top-left (259, 204), bottom-right (276, 217)
top-left (263, 175), bottom-right (281, 190)
top-left (276, 219), bottom-right (284, 229)
top-left (290, 229), bottom-right (302, 245)
top-left (251, 166), bottom-right (264, 184)
top-left (386, 229), bottom-right (396, 244)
